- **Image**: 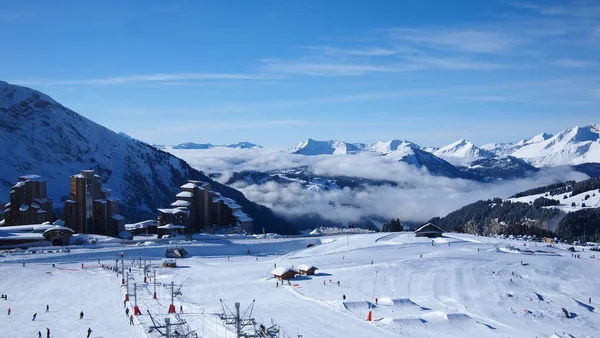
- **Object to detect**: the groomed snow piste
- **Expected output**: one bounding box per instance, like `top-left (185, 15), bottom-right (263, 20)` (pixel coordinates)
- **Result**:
top-left (1, 233), bottom-right (599, 338)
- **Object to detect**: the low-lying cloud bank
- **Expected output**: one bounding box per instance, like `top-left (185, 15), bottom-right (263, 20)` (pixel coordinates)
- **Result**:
top-left (168, 147), bottom-right (589, 224)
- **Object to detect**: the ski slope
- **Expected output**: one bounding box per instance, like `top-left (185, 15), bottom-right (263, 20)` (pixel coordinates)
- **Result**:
top-left (1, 233), bottom-right (599, 338)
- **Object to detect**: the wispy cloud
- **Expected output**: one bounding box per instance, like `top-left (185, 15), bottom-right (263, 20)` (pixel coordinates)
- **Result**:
top-left (388, 28), bottom-right (520, 54)
top-left (12, 73), bottom-right (271, 86)
top-left (133, 119), bottom-right (312, 136)
top-left (510, 2), bottom-right (600, 18)
top-left (259, 60), bottom-right (421, 76)
top-left (304, 46), bottom-right (398, 56)
top-left (405, 56), bottom-right (504, 70)
top-left (553, 59), bottom-right (598, 68)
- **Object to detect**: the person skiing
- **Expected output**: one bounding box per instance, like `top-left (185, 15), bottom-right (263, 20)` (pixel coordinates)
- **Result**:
top-left (23, 262), bottom-right (25, 267)
top-left (37, 331), bottom-right (42, 338)
top-left (590, 297), bottom-right (592, 304)
top-left (276, 281), bottom-right (279, 288)
top-left (81, 263), bottom-right (84, 269)
top-left (343, 294), bottom-right (346, 300)
top-left (375, 298), bottom-right (378, 305)
top-left (129, 314), bottom-right (134, 325)
top-left (32, 312), bottom-right (37, 321)
top-left (46, 304), bottom-right (49, 312)
top-left (46, 328), bottom-right (50, 338)
top-left (125, 308), bottom-right (129, 316)
top-left (7, 307), bottom-right (10, 315)
top-left (180, 305), bottom-right (183, 313)
top-left (337, 281), bottom-right (340, 286)
top-left (87, 327), bottom-right (92, 338)
top-left (80, 311), bottom-right (84, 319)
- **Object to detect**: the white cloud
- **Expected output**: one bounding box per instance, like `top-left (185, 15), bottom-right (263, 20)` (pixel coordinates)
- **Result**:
top-left (553, 59), bottom-right (597, 68)
top-left (12, 73), bottom-right (270, 86)
top-left (259, 60), bottom-right (421, 76)
top-left (168, 148), bottom-right (589, 224)
top-left (304, 46), bottom-right (398, 56)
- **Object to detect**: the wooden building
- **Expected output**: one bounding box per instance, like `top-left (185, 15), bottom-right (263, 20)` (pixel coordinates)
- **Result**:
top-left (162, 259), bottom-right (177, 268)
top-left (414, 223), bottom-right (444, 238)
top-left (270, 267), bottom-right (298, 280)
top-left (297, 264), bottom-right (318, 275)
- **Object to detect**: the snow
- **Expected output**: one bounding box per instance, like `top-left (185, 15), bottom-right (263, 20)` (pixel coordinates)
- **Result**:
top-left (170, 200), bottom-right (191, 207)
top-left (19, 204), bottom-right (29, 212)
top-left (232, 210), bottom-right (252, 222)
top-left (156, 223), bottom-right (186, 229)
top-left (508, 188), bottom-right (600, 213)
top-left (511, 124), bottom-right (600, 167)
top-left (291, 138), bottom-right (367, 155)
top-left (175, 191), bottom-right (193, 198)
top-left (1, 233), bottom-right (599, 337)
top-left (180, 183), bottom-right (197, 189)
top-left (434, 139), bottom-right (494, 166)
top-left (270, 266), bottom-right (298, 276)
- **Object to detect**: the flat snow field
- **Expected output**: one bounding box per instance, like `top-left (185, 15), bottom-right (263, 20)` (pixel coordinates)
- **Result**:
top-left (1, 233), bottom-right (599, 338)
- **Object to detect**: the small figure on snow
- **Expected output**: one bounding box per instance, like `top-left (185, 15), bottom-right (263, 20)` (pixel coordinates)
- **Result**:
top-left (87, 327), bottom-right (92, 338)
top-left (129, 314), bottom-right (134, 325)
top-left (37, 331), bottom-right (42, 338)
top-left (125, 308), bottom-right (129, 316)
top-left (46, 304), bottom-right (49, 313)
top-left (81, 263), bottom-right (84, 269)
top-left (375, 298), bottom-right (378, 305)
top-left (180, 305), bottom-right (183, 313)
top-left (7, 307), bottom-right (10, 315)
top-left (590, 297), bottom-right (592, 304)
top-left (79, 311), bottom-right (84, 320)
top-left (371, 260), bottom-right (373, 265)
top-left (323, 280), bottom-right (326, 285)
top-left (23, 263), bottom-right (25, 267)
top-left (337, 281), bottom-right (340, 286)
top-left (52, 264), bottom-right (55, 268)
top-left (276, 282), bottom-right (279, 288)
top-left (343, 294), bottom-right (346, 300)
top-left (32, 312), bottom-right (37, 321)
top-left (46, 328), bottom-right (50, 338)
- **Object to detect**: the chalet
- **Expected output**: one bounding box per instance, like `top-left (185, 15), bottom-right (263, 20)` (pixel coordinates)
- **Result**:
top-left (162, 259), bottom-right (177, 268)
top-left (297, 264), bottom-right (318, 275)
top-left (270, 267), bottom-right (298, 280)
top-left (414, 223), bottom-right (444, 238)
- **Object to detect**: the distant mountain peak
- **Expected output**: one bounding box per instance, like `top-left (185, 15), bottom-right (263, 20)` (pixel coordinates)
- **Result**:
top-left (291, 139), bottom-right (366, 155)
top-left (434, 139), bottom-right (493, 166)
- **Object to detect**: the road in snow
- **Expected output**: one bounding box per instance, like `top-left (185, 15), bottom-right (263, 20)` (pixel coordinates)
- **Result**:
top-left (1, 233), bottom-right (599, 338)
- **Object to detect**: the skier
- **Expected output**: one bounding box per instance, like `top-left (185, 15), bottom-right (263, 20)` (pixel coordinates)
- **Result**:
top-left (420, 254), bottom-right (422, 258)
top-left (23, 262), bottom-right (25, 267)
top-left (87, 327), bottom-right (92, 338)
top-left (274, 263), bottom-right (276, 268)
top-left (590, 297), bottom-right (592, 304)
top-left (477, 248), bottom-right (480, 252)
top-left (129, 314), bottom-right (134, 325)
top-left (81, 263), bottom-right (84, 269)
top-left (7, 307), bottom-right (10, 315)
top-left (375, 298), bottom-right (378, 305)
top-left (32, 312), bottom-right (37, 321)
top-left (276, 282), bottom-right (279, 288)
top-left (37, 331), bottom-right (42, 338)
top-left (180, 305), bottom-right (183, 313)
top-left (343, 294), bottom-right (346, 300)
top-left (80, 311), bottom-right (84, 319)
top-left (52, 264), bottom-right (55, 268)
top-left (371, 260), bottom-right (373, 265)
top-left (125, 308), bottom-right (129, 317)
top-left (337, 281), bottom-right (340, 286)
top-left (46, 328), bottom-right (50, 338)
top-left (323, 280), bottom-right (326, 285)
top-left (46, 304), bottom-right (49, 313)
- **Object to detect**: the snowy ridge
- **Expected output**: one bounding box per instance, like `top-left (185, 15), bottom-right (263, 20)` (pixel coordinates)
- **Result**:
top-left (511, 124), bottom-right (600, 167)
top-left (291, 138), bottom-right (367, 155)
top-left (433, 139), bottom-right (494, 166)
top-left (167, 141), bottom-right (262, 150)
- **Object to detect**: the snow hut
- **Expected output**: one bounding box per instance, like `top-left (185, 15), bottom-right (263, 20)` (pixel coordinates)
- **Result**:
top-left (162, 259), bottom-right (177, 268)
top-left (414, 223), bottom-right (444, 238)
top-left (297, 264), bottom-right (318, 275)
top-left (270, 267), bottom-right (298, 280)
top-left (165, 246), bottom-right (188, 258)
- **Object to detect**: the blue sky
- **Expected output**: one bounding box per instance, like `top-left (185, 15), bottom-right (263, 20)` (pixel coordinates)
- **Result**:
top-left (2, 0), bottom-right (599, 148)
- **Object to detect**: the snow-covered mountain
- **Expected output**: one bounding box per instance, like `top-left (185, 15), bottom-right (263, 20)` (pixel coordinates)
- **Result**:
top-left (433, 139), bottom-right (494, 166)
top-left (0, 81), bottom-right (295, 234)
top-left (168, 141), bottom-right (262, 150)
top-left (481, 132), bottom-right (553, 157)
top-left (511, 124), bottom-right (600, 167)
top-left (291, 139), bottom-right (367, 155)
top-left (460, 156), bottom-right (539, 181)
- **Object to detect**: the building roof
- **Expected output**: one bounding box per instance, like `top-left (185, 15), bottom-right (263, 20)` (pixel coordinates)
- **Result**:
top-left (73, 174), bottom-right (85, 179)
top-left (4, 202), bottom-right (10, 207)
top-left (106, 196), bottom-right (119, 202)
top-left (180, 182), bottom-right (197, 189)
top-left (34, 197), bottom-right (51, 204)
top-left (65, 200), bottom-right (76, 204)
top-left (162, 259), bottom-right (176, 263)
top-left (176, 191), bottom-right (194, 198)
top-left (414, 223), bottom-right (444, 234)
top-left (158, 208), bottom-right (189, 215)
top-left (297, 264), bottom-right (317, 272)
top-left (157, 223), bottom-right (186, 229)
top-left (36, 209), bottom-right (46, 214)
top-left (233, 210), bottom-right (253, 222)
top-left (271, 267), bottom-right (298, 276)
top-left (124, 220), bottom-right (158, 230)
top-left (94, 199), bottom-right (107, 204)
top-left (42, 226), bottom-right (75, 235)
top-left (19, 174), bottom-right (43, 182)
top-left (19, 204), bottom-right (29, 212)
top-left (101, 187), bottom-right (111, 192)
top-left (171, 200), bottom-right (191, 207)
top-left (12, 181), bottom-right (25, 188)
top-left (112, 214), bottom-right (125, 221)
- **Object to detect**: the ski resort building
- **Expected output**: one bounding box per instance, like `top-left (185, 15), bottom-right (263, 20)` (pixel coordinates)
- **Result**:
top-left (2, 175), bottom-right (54, 226)
top-left (63, 170), bottom-right (124, 236)
top-left (0, 222), bottom-right (74, 248)
top-left (297, 264), bottom-right (318, 275)
top-left (157, 180), bottom-right (254, 236)
top-left (271, 267), bottom-right (298, 280)
top-left (414, 223), bottom-right (445, 238)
